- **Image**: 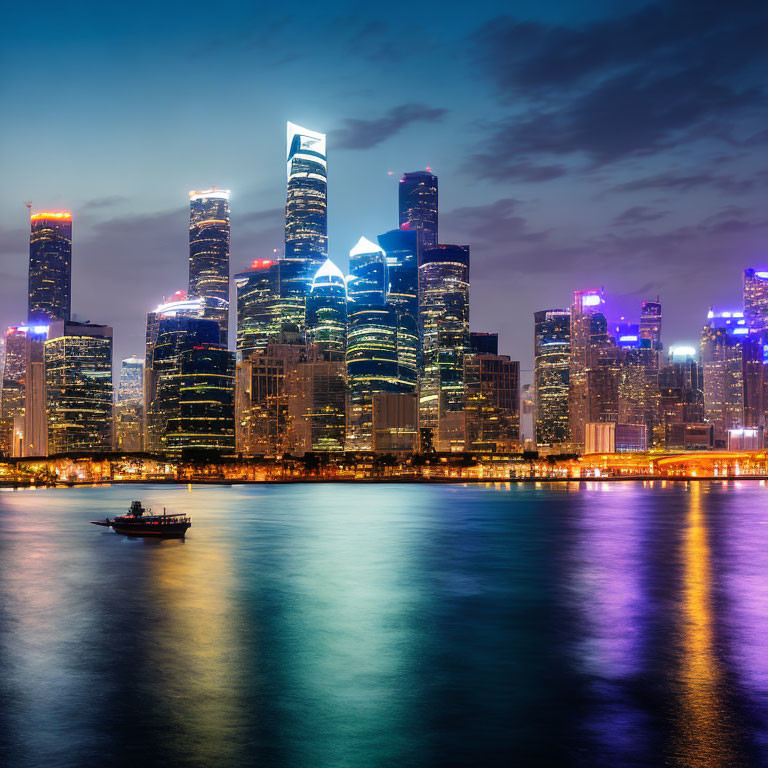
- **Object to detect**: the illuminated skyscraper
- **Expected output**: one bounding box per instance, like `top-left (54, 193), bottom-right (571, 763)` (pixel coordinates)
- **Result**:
top-left (346, 238), bottom-right (399, 450)
top-left (418, 244), bottom-right (470, 451)
top-left (165, 345), bottom-right (235, 458)
top-left (378, 228), bottom-right (419, 392)
top-left (188, 189), bottom-right (231, 346)
top-left (744, 269), bottom-right (768, 330)
top-left (533, 309), bottom-right (570, 446)
top-left (28, 211), bottom-right (72, 323)
top-left (639, 300), bottom-right (662, 348)
top-left (700, 310), bottom-right (763, 447)
top-left (399, 171), bottom-right (438, 250)
top-left (658, 346), bottom-right (705, 448)
top-left (235, 259), bottom-right (282, 354)
top-left (115, 357), bottom-right (144, 452)
top-left (45, 322), bottom-right (113, 454)
top-left (306, 258), bottom-right (347, 357)
top-left (568, 289), bottom-right (608, 450)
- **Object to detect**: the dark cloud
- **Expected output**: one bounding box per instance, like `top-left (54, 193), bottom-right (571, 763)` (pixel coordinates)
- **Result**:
top-left (463, 153), bottom-right (566, 182)
top-left (82, 195), bottom-right (129, 210)
top-left (610, 169), bottom-right (768, 195)
top-left (470, 0), bottom-right (768, 166)
top-left (613, 206), bottom-right (667, 226)
top-left (331, 103), bottom-right (447, 150)
top-left (444, 198), bottom-right (549, 249)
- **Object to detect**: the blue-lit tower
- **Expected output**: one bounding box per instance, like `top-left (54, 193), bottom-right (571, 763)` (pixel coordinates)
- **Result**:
top-left (29, 211), bottom-right (72, 323)
top-left (306, 258), bottom-right (348, 358)
top-left (399, 170), bottom-right (438, 250)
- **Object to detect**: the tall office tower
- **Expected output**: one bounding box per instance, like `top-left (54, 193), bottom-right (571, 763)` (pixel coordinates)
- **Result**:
top-left (235, 259), bottom-right (282, 354)
top-left (45, 322), bottom-right (113, 454)
top-left (639, 300), bottom-right (662, 348)
top-left (379, 228), bottom-right (419, 392)
top-left (237, 339), bottom-right (305, 456)
top-left (399, 170), bottom-right (438, 250)
top-left (744, 269), bottom-right (768, 330)
top-left (0, 327), bottom-right (28, 456)
top-left (306, 259), bottom-right (347, 358)
top-left (658, 345), bottom-right (705, 448)
top-left (148, 317), bottom-right (220, 454)
top-left (533, 309), bottom-right (571, 446)
top-left (143, 293), bottom-right (211, 450)
top-left (188, 189), bottom-right (231, 347)
top-left (115, 357), bottom-right (144, 452)
top-left (569, 290), bottom-right (608, 450)
top-left (371, 393), bottom-right (419, 453)
top-left (165, 346), bottom-right (235, 458)
top-left (286, 359), bottom-right (347, 453)
top-left (346, 237), bottom-right (399, 449)
top-left (464, 353), bottom-right (520, 452)
top-left (470, 332), bottom-right (499, 356)
top-left (28, 211), bottom-right (72, 323)
top-left (701, 310), bottom-right (764, 448)
top-left (283, 122), bottom-right (327, 328)
top-left (418, 245), bottom-right (470, 451)
top-left (23, 329), bottom-right (48, 457)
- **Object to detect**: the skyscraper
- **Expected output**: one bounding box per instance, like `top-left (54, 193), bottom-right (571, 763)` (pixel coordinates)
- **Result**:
top-left (744, 269), bottom-right (768, 330)
top-left (639, 300), bottom-right (662, 348)
top-left (188, 189), bottom-right (231, 347)
top-left (45, 321), bottom-right (113, 454)
top-left (346, 237), bottom-right (399, 450)
top-left (378, 228), bottom-right (419, 393)
top-left (115, 356), bottom-right (144, 452)
top-left (399, 171), bottom-right (438, 250)
top-left (305, 259), bottom-right (347, 357)
top-left (534, 309), bottom-right (571, 446)
top-left (418, 244), bottom-right (470, 451)
top-left (235, 259), bottom-right (282, 354)
top-left (283, 122), bottom-right (327, 323)
top-left (28, 211), bottom-right (72, 323)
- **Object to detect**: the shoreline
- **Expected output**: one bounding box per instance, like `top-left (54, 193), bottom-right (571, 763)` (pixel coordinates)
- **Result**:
top-left (1, 475), bottom-right (765, 489)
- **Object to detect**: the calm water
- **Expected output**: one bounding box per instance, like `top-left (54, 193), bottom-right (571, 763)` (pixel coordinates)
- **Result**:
top-left (1, 482), bottom-right (768, 767)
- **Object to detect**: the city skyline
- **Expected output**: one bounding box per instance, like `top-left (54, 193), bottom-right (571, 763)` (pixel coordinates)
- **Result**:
top-left (2, 0), bottom-right (766, 373)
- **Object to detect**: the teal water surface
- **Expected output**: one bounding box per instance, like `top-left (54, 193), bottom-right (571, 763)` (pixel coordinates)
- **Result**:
top-left (2, 481), bottom-right (768, 767)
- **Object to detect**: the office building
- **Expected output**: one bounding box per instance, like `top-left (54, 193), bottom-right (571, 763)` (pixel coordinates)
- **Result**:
top-left (399, 170), bottom-right (438, 250)
top-left (115, 357), bottom-right (144, 453)
top-left (189, 188), bottom-right (231, 346)
top-left (29, 211), bottom-right (72, 323)
top-left (744, 269), bottom-right (768, 330)
top-left (533, 309), bottom-right (570, 446)
top-left (45, 322), bottom-right (113, 454)
top-left (235, 259), bottom-right (282, 354)
top-left (305, 258), bottom-right (347, 357)
top-left (371, 393), bottom-right (419, 453)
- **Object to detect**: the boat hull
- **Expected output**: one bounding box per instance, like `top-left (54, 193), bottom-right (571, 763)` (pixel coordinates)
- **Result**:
top-left (111, 523), bottom-right (190, 538)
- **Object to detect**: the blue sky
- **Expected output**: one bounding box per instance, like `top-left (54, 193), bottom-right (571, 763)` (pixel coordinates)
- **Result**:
top-left (1, 0), bottom-right (766, 375)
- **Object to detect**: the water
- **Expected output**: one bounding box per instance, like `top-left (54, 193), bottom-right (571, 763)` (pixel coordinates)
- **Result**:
top-left (1, 481), bottom-right (768, 767)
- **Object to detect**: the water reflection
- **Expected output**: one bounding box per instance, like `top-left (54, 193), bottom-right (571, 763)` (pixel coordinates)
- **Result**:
top-left (672, 482), bottom-right (738, 766)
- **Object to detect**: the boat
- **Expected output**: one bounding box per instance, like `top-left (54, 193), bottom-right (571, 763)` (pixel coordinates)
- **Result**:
top-left (90, 501), bottom-right (191, 538)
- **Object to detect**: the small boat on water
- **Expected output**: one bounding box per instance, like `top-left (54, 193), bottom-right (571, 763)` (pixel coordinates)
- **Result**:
top-left (91, 501), bottom-right (191, 538)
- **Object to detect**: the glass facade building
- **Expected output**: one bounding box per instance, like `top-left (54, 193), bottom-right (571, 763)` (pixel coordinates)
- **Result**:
top-left (744, 269), bottom-right (768, 331)
top-left (534, 309), bottom-right (571, 446)
top-left (165, 345), bottom-right (235, 458)
top-left (398, 171), bottom-right (438, 250)
top-left (29, 211), bottom-right (72, 323)
top-left (306, 258), bottom-right (347, 357)
top-left (44, 322), bottom-right (113, 454)
top-left (418, 245), bottom-right (470, 450)
top-left (188, 189), bottom-right (231, 347)
top-left (235, 259), bottom-right (282, 354)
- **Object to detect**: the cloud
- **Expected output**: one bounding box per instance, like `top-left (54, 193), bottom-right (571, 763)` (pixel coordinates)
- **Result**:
top-left (463, 153), bottom-right (566, 182)
top-left (82, 195), bottom-right (129, 210)
top-left (444, 198), bottom-right (550, 249)
top-left (470, 0), bottom-right (768, 166)
top-left (610, 169), bottom-right (768, 195)
top-left (613, 206), bottom-right (667, 226)
top-left (331, 103), bottom-right (447, 150)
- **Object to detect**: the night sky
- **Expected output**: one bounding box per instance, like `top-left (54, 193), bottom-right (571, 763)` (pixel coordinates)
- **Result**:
top-left (1, 0), bottom-right (766, 381)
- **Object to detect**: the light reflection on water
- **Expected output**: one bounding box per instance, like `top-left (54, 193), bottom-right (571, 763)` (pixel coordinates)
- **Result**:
top-left (1, 482), bottom-right (768, 767)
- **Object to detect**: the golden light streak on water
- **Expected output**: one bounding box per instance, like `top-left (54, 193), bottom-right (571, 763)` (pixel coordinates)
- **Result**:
top-left (672, 482), bottom-right (736, 766)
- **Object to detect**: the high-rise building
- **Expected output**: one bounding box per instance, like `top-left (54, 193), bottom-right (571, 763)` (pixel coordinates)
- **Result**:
top-left (45, 322), bottom-right (113, 454)
top-left (744, 269), bottom-right (768, 330)
top-left (371, 393), bottom-right (419, 453)
top-left (379, 228), bottom-right (420, 393)
top-left (29, 211), bottom-right (72, 323)
top-left (418, 244), bottom-right (470, 451)
top-left (658, 346), bottom-right (705, 448)
top-left (188, 189), bottom-right (231, 347)
top-left (639, 300), bottom-right (662, 348)
top-left (0, 327), bottom-right (28, 456)
top-left (569, 289), bottom-right (609, 450)
top-left (165, 345), bottom-right (235, 458)
top-left (348, 237), bottom-right (387, 305)
top-left (235, 259), bottom-right (282, 354)
top-left (305, 259), bottom-right (347, 357)
top-left (115, 357), bottom-right (144, 453)
top-left (286, 359), bottom-right (347, 453)
top-left (147, 316), bottom-right (221, 454)
top-left (701, 310), bottom-right (764, 447)
top-left (399, 170), bottom-right (438, 250)
top-left (470, 332), bottom-right (499, 356)
top-left (464, 353), bottom-right (520, 452)
top-left (534, 309), bottom-right (571, 446)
